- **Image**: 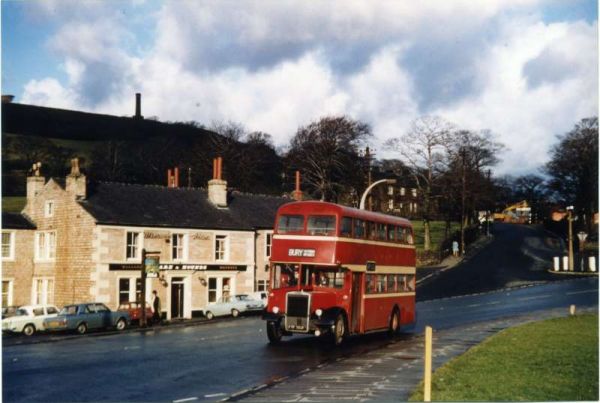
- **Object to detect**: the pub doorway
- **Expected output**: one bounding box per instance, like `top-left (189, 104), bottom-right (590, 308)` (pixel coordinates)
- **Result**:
top-left (171, 277), bottom-right (185, 319)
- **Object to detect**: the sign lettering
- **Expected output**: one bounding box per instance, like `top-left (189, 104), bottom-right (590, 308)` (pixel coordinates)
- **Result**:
top-left (288, 248), bottom-right (316, 257)
top-left (109, 263), bottom-right (247, 272)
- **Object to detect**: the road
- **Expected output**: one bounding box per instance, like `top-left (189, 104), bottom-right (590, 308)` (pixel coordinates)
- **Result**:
top-left (3, 224), bottom-right (598, 402)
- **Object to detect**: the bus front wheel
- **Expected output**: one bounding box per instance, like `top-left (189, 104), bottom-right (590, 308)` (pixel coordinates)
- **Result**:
top-left (266, 321), bottom-right (282, 344)
top-left (333, 314), bottom-right (346, 346)
top-left (388, 309), bottom-right (400, 336)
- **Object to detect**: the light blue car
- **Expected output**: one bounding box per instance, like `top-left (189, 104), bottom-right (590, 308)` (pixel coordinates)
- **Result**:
top-left (203, 295), bottom-right (264, 320)
top-left (43, 303), bottom-right (130, 335)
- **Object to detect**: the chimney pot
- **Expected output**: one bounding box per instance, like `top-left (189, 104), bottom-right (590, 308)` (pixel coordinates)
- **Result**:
top-left (135, 93), bottom-right (143, 119)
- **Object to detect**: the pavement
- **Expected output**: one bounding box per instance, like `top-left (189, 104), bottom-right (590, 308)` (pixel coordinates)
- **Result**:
top-left (230, 306), bottom-right (598, 402)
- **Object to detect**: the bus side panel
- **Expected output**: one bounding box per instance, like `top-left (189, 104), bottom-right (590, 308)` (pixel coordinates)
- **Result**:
top-left (337, 241), bottom-right (416, 267)
top-left (363, 295), bottom-right (415, 331)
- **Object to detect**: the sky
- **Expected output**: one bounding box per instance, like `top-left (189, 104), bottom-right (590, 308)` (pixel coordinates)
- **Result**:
top-left (1, 0), bottom-right (598, 176)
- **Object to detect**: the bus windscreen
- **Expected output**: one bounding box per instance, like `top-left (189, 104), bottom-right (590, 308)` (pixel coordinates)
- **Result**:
top-left (277, 215), bottom-right (304, 233)
top-left (307, 215), bottom-right (336, 236)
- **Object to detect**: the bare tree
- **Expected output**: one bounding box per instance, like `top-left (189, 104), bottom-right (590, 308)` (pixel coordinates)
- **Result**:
top-left (385, 116), bottom-right (454, 251)
top-left (287, 116), bottom-right (371, 201)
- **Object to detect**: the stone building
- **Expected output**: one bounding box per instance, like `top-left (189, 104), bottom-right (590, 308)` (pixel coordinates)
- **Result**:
top-left (1, 158), bottom-right (288, 319)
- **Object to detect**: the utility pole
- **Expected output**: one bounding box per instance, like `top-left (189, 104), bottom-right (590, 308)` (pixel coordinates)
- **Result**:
top-left (460, 148), bottom-right (467, 255)
top-left (140, 249), bottom-right (148, 327)
top-left (567, 206), bottom-right (574, 271)
top-left (365, 147), bottom-right (373, 211)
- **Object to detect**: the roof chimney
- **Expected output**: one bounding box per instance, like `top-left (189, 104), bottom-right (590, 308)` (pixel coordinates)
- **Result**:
top-left (26, 162), bottom-right (45, 215)
top-left (134, 93), bottom-right (143, 119)
top-left (292, 171), bottom-right (303, 201)
top-left (208, 157), bottom-right (227, 207)
top-left (2, 95), bottom-right (14, 103)
top-left (66, 157), bottom-right (87, 199)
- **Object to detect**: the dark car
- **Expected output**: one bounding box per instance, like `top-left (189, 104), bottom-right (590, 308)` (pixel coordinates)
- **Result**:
top-left (43, 303), bottom-right (130, 335)
top-left (117, 301), bottom-right (153, 324)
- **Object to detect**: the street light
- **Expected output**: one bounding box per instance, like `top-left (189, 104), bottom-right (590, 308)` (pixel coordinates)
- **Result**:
top-left (566, 206), bottom-right (574, 271)
top-left (577, 231), bottom-right (588, 271)
top-left (359, 179), bottom-right (397, 210)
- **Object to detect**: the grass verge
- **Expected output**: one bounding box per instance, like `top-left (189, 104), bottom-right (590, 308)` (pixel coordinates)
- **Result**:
top-left (412, 220), bottom-right (460, 252)
top-left (409, 314), bottom-right (599, 401)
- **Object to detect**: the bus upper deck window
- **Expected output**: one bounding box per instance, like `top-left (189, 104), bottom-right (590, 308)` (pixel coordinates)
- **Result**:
top-left (377, 223), bottom-right (386, 240)
top-left (277, 215), bottom-right (304, 234)
top-left (307, 215), bottom-right (336, 236)
top-left (354, 219), bottom-right (365, 239)
top-left (387, 225), bottom-right (396, 241)
top-left (340, 217), bottom-right (352, 237)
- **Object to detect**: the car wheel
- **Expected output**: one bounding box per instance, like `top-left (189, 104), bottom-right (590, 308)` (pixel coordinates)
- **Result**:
top-left (266, 321), bottom-right (282, 344)
top-left (23, 324), bottom-right (36, 337)
top-left (115, 318), bottom-right (127, 331)
top-left (388, 309), bottom-right (400, 336)
top-left (231, 309), bottom-right (240, 318)
top-left (332, 314), bottom-right (346, 346)
top-left (205, 311), bottom-right (214, 320)
top-left (76, 322), bottom-right (88, 335)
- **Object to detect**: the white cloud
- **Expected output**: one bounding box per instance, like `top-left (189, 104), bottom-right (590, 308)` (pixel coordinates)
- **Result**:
top-left (17, 1), bottom-right (597, 176)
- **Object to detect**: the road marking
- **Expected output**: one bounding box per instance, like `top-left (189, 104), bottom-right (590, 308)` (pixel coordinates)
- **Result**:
top-left (173, 397), bottom-right (198, 403)
top-left (487, 301), bottom-right (501, 305)
top-left (124, 346), bottom-right (140, 350)
top-left (516, 294), bottom-right (552, 302)
top-left (566, 289), bottom-right (597, 295)
top-left (204, 393), bottom-right (226, 398)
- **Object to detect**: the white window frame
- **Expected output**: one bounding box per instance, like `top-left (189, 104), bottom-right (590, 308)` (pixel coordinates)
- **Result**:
top-left (215, 235), bottom-right (228, 262)
top-left (256, 279), bottom-right (269, 292)
top-left (44, 200), bottom-right (55, 217)
top-left (2, 279), bottom-right (14, 306)
top-left (171, 233), bottom-right (188, 261)
top-left (35, 231), bottom-right (56, 261)
top-left (411, 188), bottom-right (417, 197)
top-left (2, 231), bottom-right (15, 261)
top-left (126, 231), bottom-right (142, 261)
top-left (31, 277), bottom-right (54, 305)
top-left (265, 232), bottom-right (273, 258)
top-left (387, 186), bottom-right (394, 196)
top-left (388, 199), bottom-right (394, 210)
top-left (117, 276), bottom-right (142, 304)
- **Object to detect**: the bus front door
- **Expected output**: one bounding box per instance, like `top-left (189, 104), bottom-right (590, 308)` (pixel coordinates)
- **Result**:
top-left (351, 272), bottom-right (362, 334)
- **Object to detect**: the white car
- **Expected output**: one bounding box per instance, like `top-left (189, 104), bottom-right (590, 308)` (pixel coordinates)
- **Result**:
top-left (2, 305), bottom-right (60, 336)
top-left (203, 294), bottom-right (264, 320)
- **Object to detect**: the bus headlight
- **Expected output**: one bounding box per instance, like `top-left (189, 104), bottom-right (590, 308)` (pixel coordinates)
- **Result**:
top-left (315, 309), bottom-right (322, 317)
top-left (273, 306), bottom-right (279, 314)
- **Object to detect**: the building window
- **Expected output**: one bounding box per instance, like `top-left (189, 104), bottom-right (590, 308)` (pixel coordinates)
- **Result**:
top-left (44, 200), bottom-right (55, 217)
top-left (118, 277), bottom-right (142, 304)
top-left (2, 231), bottom-right (15, 260)
top-left (411, 188), bottom-right (417, 197)
top-left (32, 278), bottom-right (54, 305)
top-left (387, 186), bottom-right (394, 196)
top-left (388, 199), bottom-right (394, 210)
top-left (256, 279), bottom-right (269, 292)
top-left (215, 235), bottom-right (227, 261)
top-left (265, 233), bottom-right (272, 258)
top-left (208, 277), bottom-right (217, 303)
top-left (400, 187), bottom-right (406, 196)
top-left (172, 233), bottom-right (186, 261)
top-left (126, 232), bottom-right (141, 260)
top-left (35, 231), bottom-right (56, 260)
top-left (2, 280), bottom-right (13, 306)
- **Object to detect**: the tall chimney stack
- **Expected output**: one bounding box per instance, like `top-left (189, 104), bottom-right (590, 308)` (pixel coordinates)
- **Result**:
top-left (208, 157), bottom-right (227, 207)
top-left (135, 93), bottom-right (143, 119)
top-left (66, 157), bottom-right (87, 199)
top-left (293, 171), bottom-right (303, 201)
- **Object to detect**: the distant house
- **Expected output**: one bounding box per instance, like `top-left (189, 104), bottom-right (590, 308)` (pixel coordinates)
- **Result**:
top-left (1, 158), bottom-right (288, 319)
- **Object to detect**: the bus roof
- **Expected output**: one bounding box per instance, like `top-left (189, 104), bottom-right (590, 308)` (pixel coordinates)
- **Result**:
top-left (276, 201), bottom-right (412, 227)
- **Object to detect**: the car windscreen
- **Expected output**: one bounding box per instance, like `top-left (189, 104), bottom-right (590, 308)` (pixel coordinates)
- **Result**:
top-left (60, 306), bottom-right (78, 315)
top-left (14, 309), bottom-right (28, 316)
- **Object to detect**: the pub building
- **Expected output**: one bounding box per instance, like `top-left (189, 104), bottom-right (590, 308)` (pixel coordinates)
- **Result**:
top-left (1, 157), bottom-right (288, 320)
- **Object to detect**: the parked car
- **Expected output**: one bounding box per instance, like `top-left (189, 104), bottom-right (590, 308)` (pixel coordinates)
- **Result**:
top-left (2, 305), bottom-right (60, 336)
top-left (117, 301), bottom-right (153, 324)
top-left (203, 294), bottom-right (264, 320)
top-left (250, 291), bottom-right (268, 309)
top-left (43, 303), bottom-right (130, 334)
top-left (2, 306), bottom-right (20, 319)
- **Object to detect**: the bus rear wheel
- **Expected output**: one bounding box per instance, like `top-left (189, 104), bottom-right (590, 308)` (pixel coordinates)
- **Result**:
top-left (266, 321), bottom-right (282, 344)
top-left (388, 309), bottom-right (400, 336)
top-left (332, 314), bottom-right (346, 346)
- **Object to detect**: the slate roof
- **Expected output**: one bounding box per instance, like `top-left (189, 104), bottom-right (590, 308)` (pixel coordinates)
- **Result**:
top-left (2, 212), bottom-right (36, 230)
top-left (78, 182), bottom-right (290, 231)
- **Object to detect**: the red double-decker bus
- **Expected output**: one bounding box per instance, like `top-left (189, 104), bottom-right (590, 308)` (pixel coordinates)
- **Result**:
top-left (263, 201), bottom-right (416, 345)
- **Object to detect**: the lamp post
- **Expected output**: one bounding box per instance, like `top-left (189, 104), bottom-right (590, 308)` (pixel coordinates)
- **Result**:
top-left (566, 206), bottom-right (574, 271)
top-left (359, 179), bottom-right (397, 210)
top-left (577, 231), bottom-right (588, 271)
